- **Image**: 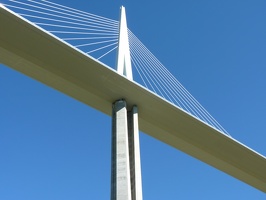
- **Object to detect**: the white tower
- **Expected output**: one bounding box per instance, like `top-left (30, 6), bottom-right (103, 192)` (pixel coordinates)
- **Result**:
top-left (116, 6), bottom-right (133, 80)
top-left (111, 6), bottom-right (143, 200)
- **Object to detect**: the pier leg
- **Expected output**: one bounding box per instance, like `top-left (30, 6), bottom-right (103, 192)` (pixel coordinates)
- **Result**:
top-left (111, 100), bottom-right (142, 200)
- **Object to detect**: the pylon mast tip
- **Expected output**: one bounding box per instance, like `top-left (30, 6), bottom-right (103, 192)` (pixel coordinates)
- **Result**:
top-left (116, 4), bottom-right (133, 80)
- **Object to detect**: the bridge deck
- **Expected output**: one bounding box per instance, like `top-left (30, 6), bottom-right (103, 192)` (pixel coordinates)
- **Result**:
top-left (1, 5), bottom-right (265, 192)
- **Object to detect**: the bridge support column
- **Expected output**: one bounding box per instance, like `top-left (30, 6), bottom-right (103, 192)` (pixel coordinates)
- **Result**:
top-left (111, 99), bottom-right (142, 200)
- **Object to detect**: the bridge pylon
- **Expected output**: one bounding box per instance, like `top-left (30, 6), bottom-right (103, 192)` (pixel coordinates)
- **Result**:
top-left (111, 6), bottom-right (143, 200)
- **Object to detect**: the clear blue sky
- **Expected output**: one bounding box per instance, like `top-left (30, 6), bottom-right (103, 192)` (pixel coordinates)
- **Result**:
top-left (1, 0), bottom-right (266, 199)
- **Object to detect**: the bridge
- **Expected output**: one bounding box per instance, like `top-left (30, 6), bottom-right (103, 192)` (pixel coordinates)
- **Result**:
top-left (0, 0), bottom-right (266, 199)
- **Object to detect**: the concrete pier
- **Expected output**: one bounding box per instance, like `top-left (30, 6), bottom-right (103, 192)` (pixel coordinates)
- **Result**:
top-left (111, 100), bottom-right (142, 200)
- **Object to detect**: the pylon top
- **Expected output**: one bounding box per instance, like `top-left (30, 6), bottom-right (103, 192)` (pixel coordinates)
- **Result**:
top-left (116, 6), bottom-right (133, 80)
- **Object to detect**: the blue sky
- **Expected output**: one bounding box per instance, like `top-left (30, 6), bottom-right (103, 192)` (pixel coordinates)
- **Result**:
top-left (1, 0), bottom-right (266, 199)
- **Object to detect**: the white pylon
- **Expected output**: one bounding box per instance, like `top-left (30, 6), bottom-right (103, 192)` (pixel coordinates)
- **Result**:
top-left (111, 6), bottom-right (143, 200)
top-left (116, 6), bottom-right (133, 80)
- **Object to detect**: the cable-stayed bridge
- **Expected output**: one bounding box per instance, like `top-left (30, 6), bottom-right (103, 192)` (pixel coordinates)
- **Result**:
top-left (3, 0), bottom-right (229, 135)
top-left (0, 0), bottom-right (266, 197)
